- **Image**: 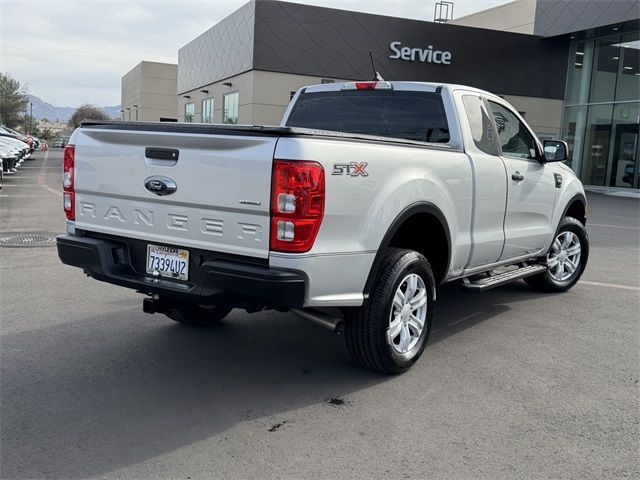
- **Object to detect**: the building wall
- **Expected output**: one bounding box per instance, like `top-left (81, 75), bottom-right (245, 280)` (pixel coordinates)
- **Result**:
top-left (37, 120), bottom-right (69, 135)
top-left (178, 70), bottom-right (351, 124)
top-left (178, 70), bottom-right (254, 123)
top-left (121, 61), bottom-right (178, 122)
top-left (452, 0), bottom-right (639, 38)
top-left (451, 0), bottom-right (537, 34)
top-left (534, 0), bottom-right (639, 37)
top-left (251, 71), bottom-right (350, 125)
top-left (252, 0), bottom-right (568, 100)
top-left (502, 95), bottom-right (564, 139)
top-left (177, 1), bottom-right (255, 94)
top-left (178, 67), bottom-right (564, 136)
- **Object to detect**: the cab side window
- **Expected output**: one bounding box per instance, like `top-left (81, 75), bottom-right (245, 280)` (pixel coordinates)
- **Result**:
top-left (488, 101), bottom-right (537, 160)
top-left (462, 95), bottom-right (499, 156)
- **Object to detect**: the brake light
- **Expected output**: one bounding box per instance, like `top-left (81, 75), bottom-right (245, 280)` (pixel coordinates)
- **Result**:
top-left (63, 145), bottom-right (75, 221)
top-left (270, 160), bottom-right (325, 253)
top-left (342, 81), bottom-right (393, 91)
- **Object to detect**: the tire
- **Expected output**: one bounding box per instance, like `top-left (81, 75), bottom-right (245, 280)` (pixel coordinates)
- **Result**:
top-left (166, 305), bottom-right (232, 327)
top-left (525, 216), bottom-right (589, 292)
top-left (345, 248), bottom-right (436, 374)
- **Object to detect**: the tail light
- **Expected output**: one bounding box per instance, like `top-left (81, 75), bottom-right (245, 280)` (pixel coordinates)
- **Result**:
top-left (270, 160), bottom-right (325, 253)
top-left (63, 145), bottom-right (75, 221)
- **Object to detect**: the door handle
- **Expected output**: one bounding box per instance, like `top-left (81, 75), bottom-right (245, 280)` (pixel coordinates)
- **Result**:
top-left (145, 147), bottom-right (179, 161)
top-left (511, 172), bottom-right (524, 182)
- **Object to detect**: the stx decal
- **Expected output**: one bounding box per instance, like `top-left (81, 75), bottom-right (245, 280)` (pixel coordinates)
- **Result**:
top-left (332, 162), bottom-right (368, 177)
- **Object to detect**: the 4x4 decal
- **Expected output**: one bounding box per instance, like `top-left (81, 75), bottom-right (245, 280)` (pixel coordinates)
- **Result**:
top-left (332, 162), bottom-right (368, 177)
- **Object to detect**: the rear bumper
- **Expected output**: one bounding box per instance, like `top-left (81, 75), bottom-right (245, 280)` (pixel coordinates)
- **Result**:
top-left (57, 234), bottom-right (306, 308)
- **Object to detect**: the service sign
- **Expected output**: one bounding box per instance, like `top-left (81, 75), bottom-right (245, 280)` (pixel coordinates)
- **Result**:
top-left (389, 41), bottom-right (452, 65)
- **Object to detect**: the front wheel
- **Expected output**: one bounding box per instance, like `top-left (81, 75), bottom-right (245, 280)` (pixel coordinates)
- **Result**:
top-left (165, 305), bottom-right (232, 327)
top-left (345, 248), bottom-right (436, 374)
top-left (525, 216), bottom-right (589, 292)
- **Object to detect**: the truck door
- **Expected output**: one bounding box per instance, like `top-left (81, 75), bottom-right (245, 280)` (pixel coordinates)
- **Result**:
top-left (487, 100), bottom-right (556, 261)
top-left (458, 94), bottom-right (508, 269)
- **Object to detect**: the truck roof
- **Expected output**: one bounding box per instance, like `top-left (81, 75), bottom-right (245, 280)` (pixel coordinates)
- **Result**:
top-left (299, 81), bottom-right (504, 103)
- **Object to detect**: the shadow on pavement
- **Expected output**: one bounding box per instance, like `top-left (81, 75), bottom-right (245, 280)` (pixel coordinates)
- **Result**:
top-left (1, 281), bottom-right (553, 478)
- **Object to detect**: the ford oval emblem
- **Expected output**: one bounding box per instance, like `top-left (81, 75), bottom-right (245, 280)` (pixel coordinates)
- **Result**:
top-left (144, 176), bottom-right (177, 196)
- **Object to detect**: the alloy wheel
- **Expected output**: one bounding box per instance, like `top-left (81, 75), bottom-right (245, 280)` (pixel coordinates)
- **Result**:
top-left (388, 273), bottom-right (428, 354)
top-left (547, 231), bottom-right (582, 282)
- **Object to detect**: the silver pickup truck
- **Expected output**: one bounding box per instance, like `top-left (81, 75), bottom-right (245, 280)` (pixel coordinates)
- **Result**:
top-left (57, 81), bottom-right (588, 373)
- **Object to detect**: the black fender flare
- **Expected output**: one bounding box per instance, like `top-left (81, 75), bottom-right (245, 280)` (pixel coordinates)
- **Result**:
top-left (559, 192), bottom-right (587, 225)
top-left (540, 192), bottom-right (587, 256)
top-left (363, 201), bottom-right (452, 298)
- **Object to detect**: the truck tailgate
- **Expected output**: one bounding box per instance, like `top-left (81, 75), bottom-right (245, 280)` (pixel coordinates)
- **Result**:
top-left (73, 127), bottom-right (277, 259)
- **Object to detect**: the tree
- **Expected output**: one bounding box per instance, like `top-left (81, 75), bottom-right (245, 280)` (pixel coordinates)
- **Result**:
top-left (68, 104), bottom-right (110, 128)
top-left (39, 128), bottom-right (55, 141)
top-left (0, 72), bottom-right (28, 128)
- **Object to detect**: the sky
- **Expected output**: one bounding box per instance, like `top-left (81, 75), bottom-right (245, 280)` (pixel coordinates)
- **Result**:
top-left (0, 0), bottom-right (511, 107)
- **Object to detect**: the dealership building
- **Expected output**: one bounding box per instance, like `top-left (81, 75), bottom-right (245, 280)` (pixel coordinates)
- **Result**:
top-left (125, 0), bottom-right (639, 189)
top-left (121, 61), bottom-right (178, 122)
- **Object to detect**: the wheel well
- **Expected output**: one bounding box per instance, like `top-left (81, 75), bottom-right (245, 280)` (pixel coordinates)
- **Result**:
top-left (565, 200), bottom-right (586, 225)
top-left (387, 213), bottom-right (449, 284)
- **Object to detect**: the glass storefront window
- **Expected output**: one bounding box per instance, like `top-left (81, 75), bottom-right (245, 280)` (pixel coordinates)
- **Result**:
top-left (563, 30), bottom-right (639, 189)
top-left (609, 102), bottom-right (639, 188)
top-left (581, 104), bottom-right (613, 186)
top-left (589, 37), bottom-right (621, 103)
top-left (184, 102), bottom-right (195, 123)
top-left (561, 105), bottom-right (588, 172)
top-left (223, 92), bottom-right (239, 124)
top-left (615, 32), bottom-right (640, 102)
top-left (565, 42), bottom-right (592, 105)
top-left (201, 98), bottom-right (214, 123)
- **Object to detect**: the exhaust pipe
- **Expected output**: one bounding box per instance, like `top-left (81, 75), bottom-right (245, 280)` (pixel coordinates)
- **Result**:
top-left (290, 308), bottom-right (344, 333)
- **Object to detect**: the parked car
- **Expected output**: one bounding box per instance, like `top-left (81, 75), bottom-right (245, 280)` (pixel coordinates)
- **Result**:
top-left (0, 126), bottom-right (33, 152)
top-left (0, 146), bottom-right (18, 174)
top-left (0, 137), bottom-right (27, 173)
top-left (57, 81), bottom-right (589, 374)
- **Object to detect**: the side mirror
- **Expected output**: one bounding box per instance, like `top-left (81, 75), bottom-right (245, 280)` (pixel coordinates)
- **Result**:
top-left (543, 140), bottom-right (568, 162)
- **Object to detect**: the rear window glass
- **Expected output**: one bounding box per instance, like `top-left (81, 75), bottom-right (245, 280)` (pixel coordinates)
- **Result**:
top-left (285, 90), bottom-right (450, 143)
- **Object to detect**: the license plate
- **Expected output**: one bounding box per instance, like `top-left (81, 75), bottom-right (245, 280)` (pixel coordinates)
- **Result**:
top-left (146, 244), bottom-right (189, 281)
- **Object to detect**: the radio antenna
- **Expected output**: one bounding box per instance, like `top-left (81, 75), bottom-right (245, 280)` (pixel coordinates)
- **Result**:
top-left (369, 51), bottom-right (384, 81)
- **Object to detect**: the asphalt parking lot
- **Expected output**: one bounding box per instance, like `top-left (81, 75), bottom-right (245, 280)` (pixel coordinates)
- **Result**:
top-left (1, 150), bottom-right (638, 479)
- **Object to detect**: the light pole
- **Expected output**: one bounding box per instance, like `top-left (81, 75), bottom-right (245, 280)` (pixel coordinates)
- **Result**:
top-left (120, 109), bottom-right (124, 120)
top-left (126, 107), bottom-right (131, 121)
top-left (30, 102), bottom-right (33, 133)
top-left (133, 104), bottom-right (138, 121)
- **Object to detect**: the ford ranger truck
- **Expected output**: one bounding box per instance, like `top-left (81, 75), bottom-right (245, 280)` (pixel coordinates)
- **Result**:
top-left (57, 81), bottom-right (589, 374)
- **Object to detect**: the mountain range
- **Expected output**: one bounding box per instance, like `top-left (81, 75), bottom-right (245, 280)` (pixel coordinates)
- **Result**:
top-left (26, 95), bottom-right (121, 122)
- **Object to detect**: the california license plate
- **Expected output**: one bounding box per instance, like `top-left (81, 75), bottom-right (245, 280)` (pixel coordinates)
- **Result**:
top-left (146, 244), bottom-right (189, 281)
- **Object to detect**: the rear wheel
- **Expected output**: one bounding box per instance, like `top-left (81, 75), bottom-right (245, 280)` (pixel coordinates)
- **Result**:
top-left (345, 248), bottom-right (436, 374)
top-left (166, 305), bottom-right (232, 327)
top-left (525, 216), bottom-right (589, 292)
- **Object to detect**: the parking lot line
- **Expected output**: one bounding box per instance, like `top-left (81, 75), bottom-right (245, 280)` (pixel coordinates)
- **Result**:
top-left (36, 151), bottom-right (62, 198)
top-left (581, 281), bottom-right (640, 291)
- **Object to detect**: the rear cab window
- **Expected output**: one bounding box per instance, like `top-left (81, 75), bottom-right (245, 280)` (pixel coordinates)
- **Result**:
top-left (462, 95), bottom-right (499, 156)
top-left (285, 89), bottom-right (450, 144)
